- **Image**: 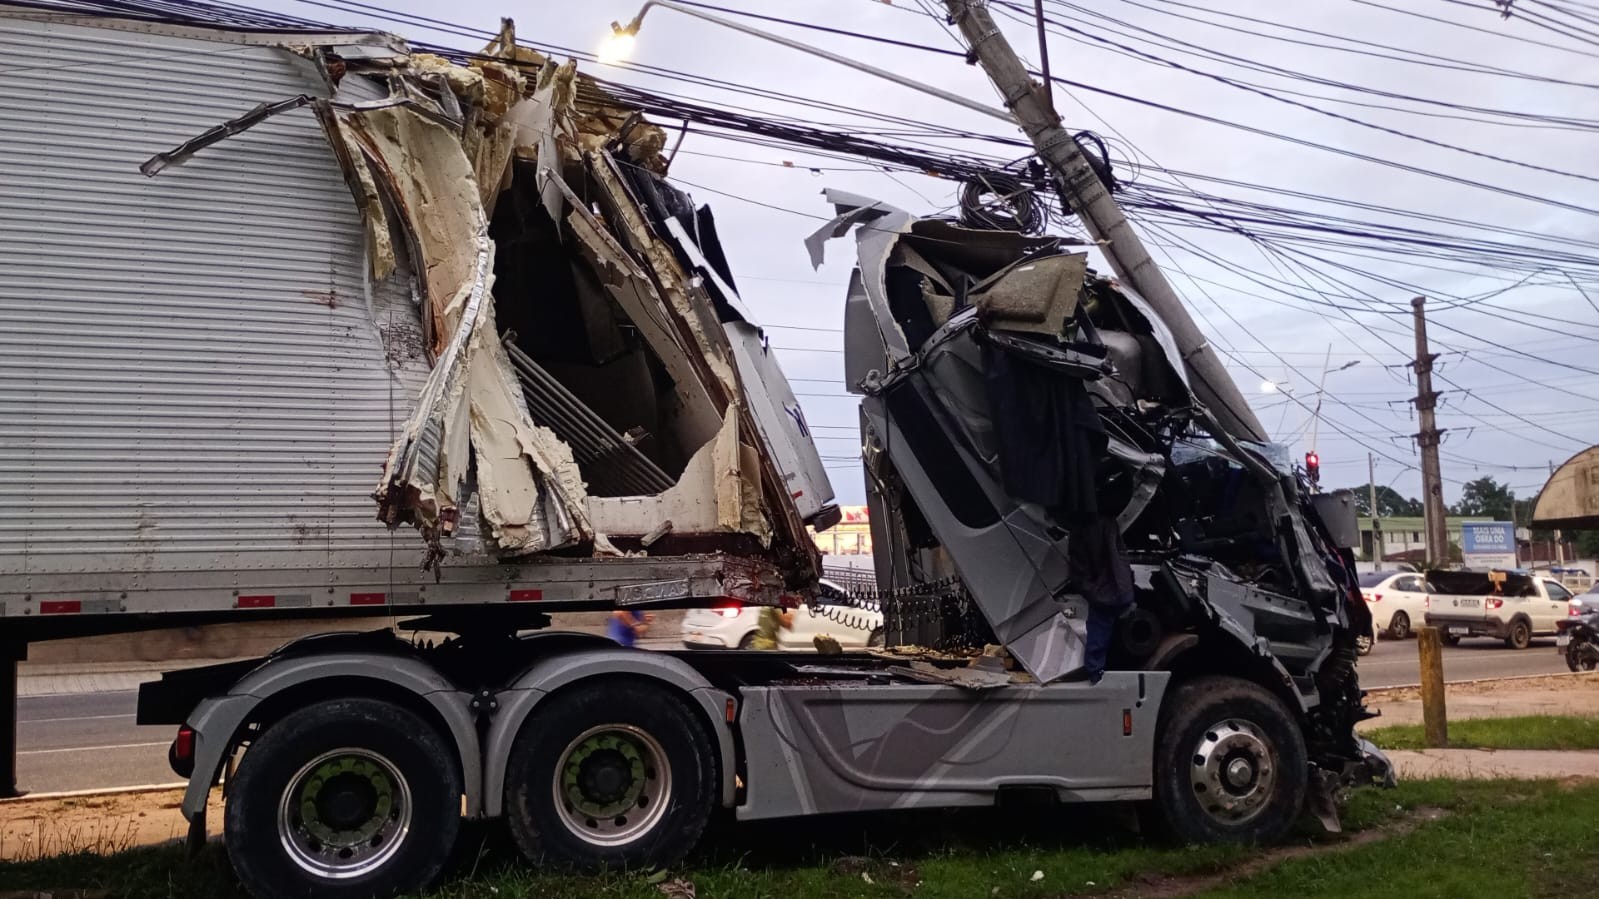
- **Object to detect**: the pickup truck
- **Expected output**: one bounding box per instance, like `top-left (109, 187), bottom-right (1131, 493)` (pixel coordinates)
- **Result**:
top-left (1423, 570), bottom-right (1578, 649)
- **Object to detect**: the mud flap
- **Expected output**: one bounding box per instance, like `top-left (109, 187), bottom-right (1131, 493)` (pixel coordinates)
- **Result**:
top-left (186, 807), bottom-right (208, 857)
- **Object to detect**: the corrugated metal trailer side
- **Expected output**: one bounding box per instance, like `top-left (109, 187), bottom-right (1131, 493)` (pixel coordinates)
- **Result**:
top-left (0, 14), bottom-right (780, 632)
top-left (0, 13), bottom-right (491, 621)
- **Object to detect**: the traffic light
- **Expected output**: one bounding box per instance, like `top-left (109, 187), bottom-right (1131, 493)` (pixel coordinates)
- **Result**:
top-left (1305, 451), bottom-right (1321, 487)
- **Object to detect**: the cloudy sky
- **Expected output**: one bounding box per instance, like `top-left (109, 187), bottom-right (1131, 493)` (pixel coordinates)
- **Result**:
top-left (263, 0), bottom-right (1599, 507)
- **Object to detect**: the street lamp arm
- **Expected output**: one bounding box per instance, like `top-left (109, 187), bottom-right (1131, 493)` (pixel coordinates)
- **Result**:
top-left (610, 0), bottom-right (1015, 124)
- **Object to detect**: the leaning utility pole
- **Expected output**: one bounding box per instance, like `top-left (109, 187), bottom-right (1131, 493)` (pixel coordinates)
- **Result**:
top-left (1411, 297), bottom-right (1449, 567)
top-left (1369, 453), bottom-right (1383, 569)
top-left (941, 0), bottom-right (1267, 443)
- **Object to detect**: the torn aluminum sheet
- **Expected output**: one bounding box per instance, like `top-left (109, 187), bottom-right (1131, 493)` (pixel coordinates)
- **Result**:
top-left (340, 102), bottom-right (590, 561)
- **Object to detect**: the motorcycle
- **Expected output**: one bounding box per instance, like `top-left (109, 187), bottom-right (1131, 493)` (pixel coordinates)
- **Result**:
top-left (1555, 607), bottom-right (1599, 672)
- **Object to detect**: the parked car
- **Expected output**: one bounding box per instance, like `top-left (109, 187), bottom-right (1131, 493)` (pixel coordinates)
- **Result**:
top-left (1423, 570), bottom-right (1575, 649)
top-left (680, 582), bottom-right (884, 650)
top-left (1573, 585), bottom-right (1599, 615)
top-left (1359, 571), bottom-right (1429, 641)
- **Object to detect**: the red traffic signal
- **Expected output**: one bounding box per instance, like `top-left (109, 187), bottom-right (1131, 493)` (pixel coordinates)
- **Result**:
top-left (1304, 451), bottom-right (1321, 485)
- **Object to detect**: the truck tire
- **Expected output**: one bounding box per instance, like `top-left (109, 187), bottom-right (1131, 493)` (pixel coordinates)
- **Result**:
top-left (503, 680), bottom-right (716, 871)
top-left (1505, 618), bottom-right (1532, 650)
top-left (1141, 676), bottom-right (1307, 845)
top-left (225, 698), bottom-right (461, 899)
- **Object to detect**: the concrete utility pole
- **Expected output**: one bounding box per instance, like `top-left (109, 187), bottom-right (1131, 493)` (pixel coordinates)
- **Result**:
top-left (1369, 453), bottom-right (1383, 569)
top-left (940, 0), bottom-right (1267, 443)
top-left (1551, 459), bottom-right (1566, 565)
top-left (1411, 297), bottom-right (1449, 567)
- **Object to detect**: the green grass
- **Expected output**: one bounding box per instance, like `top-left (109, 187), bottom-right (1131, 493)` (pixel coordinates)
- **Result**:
top-left (3, 781), bottom-right (1598, 898)
top-left (1194, 780), bottom-right (1599, 898)
top-left (1364, 714), bottom-right (1599, 751)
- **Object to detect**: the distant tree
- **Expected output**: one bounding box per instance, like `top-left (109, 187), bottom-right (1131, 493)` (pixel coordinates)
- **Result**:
top-left (1451, 476), bottom-right (1518, 522)
top-left (1345, 483), bottom-right (1424, 517)
top-left (1576, 531), bottom-right (1599, 560)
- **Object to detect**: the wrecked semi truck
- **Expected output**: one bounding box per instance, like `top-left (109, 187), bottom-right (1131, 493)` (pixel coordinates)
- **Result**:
top-left (1, 5), bottom-right (1391, 899)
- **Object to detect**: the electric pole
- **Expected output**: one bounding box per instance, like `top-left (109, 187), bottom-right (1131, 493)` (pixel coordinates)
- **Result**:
top-left (1551, 459), bottom-right (1565, 566)
top-left (1411, 297), bottom-right (1449, 567)
top-left (1369, 453), bottom-right (1383, 570)
top-left (941, 0), bottom-right (1267, 443)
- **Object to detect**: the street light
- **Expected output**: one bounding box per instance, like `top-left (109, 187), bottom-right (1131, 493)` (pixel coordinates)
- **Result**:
top-left (597, 29), bottom-right (636, 64)
top-left (600, 1), bottom-right (1015, 124)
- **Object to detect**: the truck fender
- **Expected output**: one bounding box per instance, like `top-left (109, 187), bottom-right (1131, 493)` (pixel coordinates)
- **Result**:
top-left (180, 652), bottom-right (480, 822)
top-left (1145, 633), bottom-right (1200, 671)
top-left (480, 649), bottom-right (737, 817)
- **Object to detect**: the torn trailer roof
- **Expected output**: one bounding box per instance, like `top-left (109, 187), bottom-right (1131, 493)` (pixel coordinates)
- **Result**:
top-left (129, 17), bottom-right (834, 581)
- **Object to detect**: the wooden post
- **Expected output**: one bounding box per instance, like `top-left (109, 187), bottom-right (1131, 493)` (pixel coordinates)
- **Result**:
top-left (1417, 626), bottom-right (1448, 748)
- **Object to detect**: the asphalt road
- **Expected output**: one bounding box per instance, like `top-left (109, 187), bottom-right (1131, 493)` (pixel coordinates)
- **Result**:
top-left (17, 690), bottom-right (177, 794)
top-left (1357, 633), bottom-right (1571, 687)
top-left (10, 635), bottom-right (1573, 795)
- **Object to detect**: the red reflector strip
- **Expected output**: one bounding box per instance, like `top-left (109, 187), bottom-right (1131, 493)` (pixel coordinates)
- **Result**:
top-left (1123, 709), bottom-right (1133, 736)
top-left (40, 600), bottom-right (81, 615)
top-left (350, 593), bottom-right (387, 605)
top-left (508, 589), bottom-right (544, 602)
top-left (237, 595), bottom-right (275, 608)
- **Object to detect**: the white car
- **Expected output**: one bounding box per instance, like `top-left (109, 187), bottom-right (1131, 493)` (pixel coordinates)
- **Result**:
top-left (680, 589), bottom-right (884, 651)
top-left (1359, 570), bottom-right (1429, 641)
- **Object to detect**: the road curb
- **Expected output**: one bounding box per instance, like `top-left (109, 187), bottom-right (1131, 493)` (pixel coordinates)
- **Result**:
top-left (1368, 669), bottom-right (1599, 693)
top-left (0, 782), bottom-right (186, 804)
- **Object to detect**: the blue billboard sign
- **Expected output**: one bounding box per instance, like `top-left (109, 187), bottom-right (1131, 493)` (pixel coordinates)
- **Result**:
top-left (1461, 521), bottom-right (1517, 562)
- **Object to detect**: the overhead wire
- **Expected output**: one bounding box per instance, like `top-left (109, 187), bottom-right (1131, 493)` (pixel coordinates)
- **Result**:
top-left (1116, 0), bottom-right (1599, 91)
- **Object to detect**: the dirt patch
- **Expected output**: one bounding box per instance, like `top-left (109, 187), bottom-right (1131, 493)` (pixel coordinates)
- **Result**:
top-left (1365, 672), bottom-right (1599, 704)
top-left (827, 855), bottom-right (923, 892)
top-left (0, 788), bottom-right (220, 862)
top-left (1360, 674), bottom-right (1599, 730)
top-left (1067, 807), bottom-right (1450, 898)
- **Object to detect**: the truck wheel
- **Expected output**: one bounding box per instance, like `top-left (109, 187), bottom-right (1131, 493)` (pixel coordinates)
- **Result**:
top-left (1141, 676), bottom-right (1307, 845)
top-left (1504, 618), bottom-right (1532, 650)
top-left (504, 680), bottom-right (716, 871)
top-left (226, 698), bottom-right (461, 899)
top-left (1388, 612), bottom-right (1412, 641)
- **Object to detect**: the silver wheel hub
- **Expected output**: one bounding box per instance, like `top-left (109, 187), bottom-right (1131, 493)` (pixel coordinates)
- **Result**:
top-left (277, 748), bottom-right (412, 880)
top-left (1189, 719), bottom-right (1276, 825)
top-left (553, 724), bottom-right (672, 847)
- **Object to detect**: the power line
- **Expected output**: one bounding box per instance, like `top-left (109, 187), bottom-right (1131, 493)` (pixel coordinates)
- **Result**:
top-left (1005, 2), bottom-right (1599, 183)
top-left (1346, 0), bottom-right (1599, 58)
top-left (1119, 0), bottom-right (1599, 90)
